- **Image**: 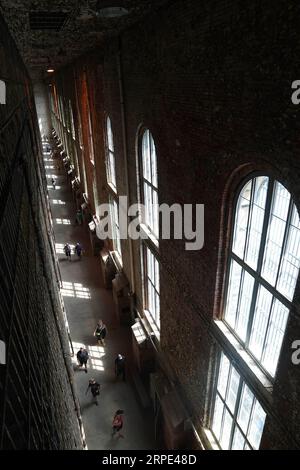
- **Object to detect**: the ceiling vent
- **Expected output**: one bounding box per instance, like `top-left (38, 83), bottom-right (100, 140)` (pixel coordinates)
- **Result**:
top-left (29, 11), bottom-right (68, 31)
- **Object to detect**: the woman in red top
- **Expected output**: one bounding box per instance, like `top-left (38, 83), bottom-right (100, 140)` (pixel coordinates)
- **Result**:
top-left (112, 409), bottom-right (124, 438)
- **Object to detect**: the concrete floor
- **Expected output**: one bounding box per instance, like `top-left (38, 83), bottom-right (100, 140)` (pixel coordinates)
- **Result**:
top-left (45, 152), bottom-right (155, 450)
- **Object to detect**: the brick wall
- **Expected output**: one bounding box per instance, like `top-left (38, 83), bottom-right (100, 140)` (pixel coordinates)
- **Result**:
top-left (52, 0), bottom-right (300, 448)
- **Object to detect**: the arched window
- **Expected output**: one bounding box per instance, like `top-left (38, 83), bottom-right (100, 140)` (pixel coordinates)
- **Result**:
top-left (224, 176), bottom-right (300, 377)
top-left (141, 129), bottom-right (159, 238)
top-left (106, 117), bottom-right (116, 190)
top-left (138, 128), bottom-right (160, 332)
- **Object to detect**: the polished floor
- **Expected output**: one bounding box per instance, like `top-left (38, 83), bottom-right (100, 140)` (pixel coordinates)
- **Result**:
top-left (45, 151), bottom-right (155, 450)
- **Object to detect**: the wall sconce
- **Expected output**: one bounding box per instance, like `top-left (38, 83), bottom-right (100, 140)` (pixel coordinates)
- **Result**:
top-left (0, 79), bottom-right (6, 104)
top-left (0, 340), bottom-right (6, 365)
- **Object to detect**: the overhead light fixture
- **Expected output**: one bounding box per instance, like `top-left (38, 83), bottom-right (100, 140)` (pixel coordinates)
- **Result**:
top-left (47, 68), bottom-right (55, 73)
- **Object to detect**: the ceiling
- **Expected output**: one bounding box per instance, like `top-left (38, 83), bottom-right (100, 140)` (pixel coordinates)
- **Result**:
top-left (0, 0), bottom-right (170, 80)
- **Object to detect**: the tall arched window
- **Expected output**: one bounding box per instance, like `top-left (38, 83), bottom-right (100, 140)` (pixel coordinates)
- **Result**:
top-left (106, 117), bottom-right (116, 190)
top-left (224, 176), bottom-right (300, 377)
top-left (105, 116), bottom-right (121, 260)
top-left (141, 129), bottom-right (159, 238)
top-left (138, 128), bottom-right (160, 332)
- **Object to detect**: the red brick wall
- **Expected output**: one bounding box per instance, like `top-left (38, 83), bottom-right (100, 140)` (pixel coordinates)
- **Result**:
top-left (52, 0), bottom-right (300, 448)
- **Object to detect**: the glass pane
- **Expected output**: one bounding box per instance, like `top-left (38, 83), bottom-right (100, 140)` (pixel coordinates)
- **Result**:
top-left (277, 205), bottom-right (300, 301)
top-left (235, 271), bottom-right (255, 342)
top-left (212, 394), bottom-right (224, 441)
top-left (153, 189), bottom-right (159, 237)
top-left (247, 400), bottom-right (266, 449)
top-left (220, 409), bottom-right (233, 450)
top-left (232, 180), bottom-right (252, 259)
top-left (107, 117), bottom-right (114, 151)
top-left (217, 353), bottom-right (230, 399)
top-left (245, 177), bottom-right (268, 270)
top-left (151, 135), bottom-right (158, 188)
top-left (232, 426), bottom-right (245, 450)
top-left (249, 286), bottom-right (273, 361)
top-left (226, 367), bottom-right (240, 413)
top-left (262, 182), bottom-right (290, 286)
top-left (237, 384), bottom-right (254, 434)
top-left (261, 299), bottom-right (289, 376)
top-left (225, 260), bottom-right (242, 329)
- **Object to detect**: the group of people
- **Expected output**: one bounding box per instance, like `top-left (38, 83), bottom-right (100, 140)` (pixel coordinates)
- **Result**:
top-left (64, 242), bottom-right (83, 260)
top-left (76, 321), bottom-right (126, 437)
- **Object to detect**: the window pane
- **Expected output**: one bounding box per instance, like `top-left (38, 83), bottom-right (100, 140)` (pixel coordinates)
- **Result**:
top-left (232, 180), bottom-right (252, 259)
top-left (226, 367), bottom-right (240, 413)
top-left (232, 426), bottom-right (246, 450)
top-left (247, 400), bottom-right (266, 449)
top-left (212, 394), bottom-right (224, 441)
top-left (249, 286), bottom-right (273, 361)
top-left (261, 299), bottom-right (289, 376)
top-left (237, 384), bottom-right (254, 434)
top-left (220, 409), bottom-right (233, 450)
top-left (262, 182), bottom-right (290, 286)
top-left (236, 271), bottom-right (255, 342)
top-left (277, 205), bottom-right (300, 301)
top-left (151, 136), bottom-right (158, 188)
top-left (225, 260), bottom-right (242, 329)
top-left (217, 353), bottom-right (230, 399)
top-left (245, 177), bottom-right (268, 270)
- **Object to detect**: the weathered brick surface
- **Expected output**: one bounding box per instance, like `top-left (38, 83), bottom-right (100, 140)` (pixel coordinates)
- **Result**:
top-left (52, 0), bottom-right (300, 448)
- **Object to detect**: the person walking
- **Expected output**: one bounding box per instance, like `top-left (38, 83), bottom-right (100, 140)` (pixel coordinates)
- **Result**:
top-left (64, 243), bottom-right (71, 260)
top-left (94, 320), bottom-right (107, 346)
top-left (115, 354), bottom-right (126, 382)
top-left (76, 347), bottom-right (89, 373)
top-left (51, 177), bottom-right (56, 189)
top-left (111, 410), bottom-right (124, 438)
top-left (86, 378), bottom-right (100, 405)
top-left (75, 242), bottom-right (83, 259)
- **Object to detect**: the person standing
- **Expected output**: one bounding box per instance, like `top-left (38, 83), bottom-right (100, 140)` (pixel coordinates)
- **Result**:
top-left (111, 410), bottom-right (124, 438)
top-left (115, 354), bottom-right (126, 382)
top-left (77, 347), bottom-right (89, 373)
top-left (64, 243), bottom-right (71, 260)
top-left (51, 177), bottom-right (56, 190)
top-left (86, 378), bottom-right (100, 405)
top-left (94, 320), bottom-right (107, 346)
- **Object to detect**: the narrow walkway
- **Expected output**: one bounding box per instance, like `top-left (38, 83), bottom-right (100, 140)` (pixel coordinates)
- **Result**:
top-left (44, 150), bottom-right (155, 450)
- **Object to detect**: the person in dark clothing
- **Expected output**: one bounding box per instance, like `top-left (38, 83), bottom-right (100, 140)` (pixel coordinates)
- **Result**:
top-left (115, 354), bottom-right (126, 381)
top-left (51, 177), bottom-right (56, 189)
top-left (64, 243), bottom-right (71, 260)
top-left (86, 378), bottom-right (100, 405)
top-left (94, 320), bottom-right (107, 346)
top-left (77, 347), bottom-right (89, 373)
top-left (75, 242), bottom-right (83, 259)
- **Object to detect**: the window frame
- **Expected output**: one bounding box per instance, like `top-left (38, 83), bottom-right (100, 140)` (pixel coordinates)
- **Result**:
top-left (142, 243), bottom-right (160, 329)
top-left (139, 128), bottom-right (159, 240)
top-left (222, 173), bottom-right (300, 381)
top-left (105, 116), bottom-right (117, 192)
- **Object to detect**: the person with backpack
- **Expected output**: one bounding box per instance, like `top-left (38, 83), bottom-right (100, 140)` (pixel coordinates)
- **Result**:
top-left (94, 320), bottom-right (107, 346)
top-left (115, 354), bottom-right (126, 382)
top-left (64, 243), bottom-right (71, 260)
top-left (86, 378), bottom-right (100, 405)
top-left (76, 347), bottom-right (89, 373)
top-left (111, 409), bottom-right (124, 438)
